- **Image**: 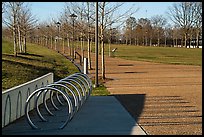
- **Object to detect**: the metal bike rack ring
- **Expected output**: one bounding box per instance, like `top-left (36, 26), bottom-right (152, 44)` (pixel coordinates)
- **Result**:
top-left (61, 78), bottom-right (87, 102)
top-left (25, 87), bottom-right (73, 129)
top-left (71, 75), bottom-right (91, 98)
top-left (25, 72), bottom-right (92, 129)
top-left (56, 80), bottom-right (83, 107)
top-left (64, 77), bottom-right (87, 99)
top-left (68, 73), bottom-right (92, 98)
top-left (48, 83), bottom-right (79, 114)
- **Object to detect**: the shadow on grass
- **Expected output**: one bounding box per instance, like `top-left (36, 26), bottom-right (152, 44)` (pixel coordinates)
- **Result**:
top-left (18, 52), bottom-right (44, 57)
top-left (2, 58), bottom-right (53, 74)
top-left (2, 53), bottom-right (52, 64)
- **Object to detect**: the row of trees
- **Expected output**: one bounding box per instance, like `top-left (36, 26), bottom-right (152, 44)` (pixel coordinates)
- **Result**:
top-left (2, 2), bottom-right (138, 80)
top-left (123, 2), bottom-right (202, 48)
top-left (2, 2), bottom-right (202, 80)
top-left (2, 2), bottom-right (37, 56)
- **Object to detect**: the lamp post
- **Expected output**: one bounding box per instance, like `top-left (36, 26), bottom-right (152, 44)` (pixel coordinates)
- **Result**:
top-left (56, 21), bottom-right (61, 52)
top-left (69, 13), bottom-right (77, 61)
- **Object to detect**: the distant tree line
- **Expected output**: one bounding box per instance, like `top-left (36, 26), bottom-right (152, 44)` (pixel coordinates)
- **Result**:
top-left (123, 2), bottom-right (202, 48)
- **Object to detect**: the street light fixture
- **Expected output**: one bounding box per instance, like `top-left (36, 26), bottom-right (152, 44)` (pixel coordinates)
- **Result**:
top-left (56, 21), bottom-right (61, 52)
top-left (69, 13), bottom-right (77, 61)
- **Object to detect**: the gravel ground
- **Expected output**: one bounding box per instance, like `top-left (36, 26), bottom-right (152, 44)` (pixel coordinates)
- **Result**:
top-left (89, 54), bottom-right (202, 135)
top-left (62, 47), bottom-right (202, 135)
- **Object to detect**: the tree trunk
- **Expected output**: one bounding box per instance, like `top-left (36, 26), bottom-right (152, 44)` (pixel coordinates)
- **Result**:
top-left (23, 34), bottom-right (26, 53)
top-left (13, 25), bottom-right (17, 57)
top-left (143, 36), bottom-right (145, 46)
top-left (176, 38), bottom-right (178, 47)
top-left (164, 37), bottom-right (166, 47)
top-left (196, 31), bottom-right (199, 48)
top-left (157, 36), bottom-right (160, 47)
top-left (101, 36), bottom-right (105, 80)
top-left (63, 38), bottom-right (65, 53)
top-left (55, 39), bottom-right (57, 51)
top-left (17, 24), bottom-right (22, 53)
top-left (88, 33), bottom-right (92, 69)
top-left (51, 36), bottom-right (53, 49)
top-left (184, 33), bottom-right (187, 48)
top-left (67, 34), bottom-right (71, 56)
top-left (81, 34), bottom-right (83, 61)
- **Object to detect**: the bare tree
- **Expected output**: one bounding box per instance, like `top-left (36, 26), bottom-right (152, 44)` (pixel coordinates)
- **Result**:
top-left (151, 15), bottom-right (167, 47)
top-left (2, 2), bottom-right (6, 13)
top-left (19, 3), bottom-right (37, 53)
top-left (137, 18), bottom-right (152, 46)
top-left (193, 2), bottom-right (202, 48)
top-left (62, 2), bottom-right (95, 68)
top-left (84, 2), bottom-right (95, 69)
top-left (3, 2), bottom-right (22, 56)
top-left (98, 2), bottom-right (139, 80)
top-left (125, 16), bottom-right (136, 45)
top-left (3, 2), bottom-right (37, 56)
top-left (62, 2), bottom-right (138, 79)
top-left (168, 2), bottom-right (199, 48)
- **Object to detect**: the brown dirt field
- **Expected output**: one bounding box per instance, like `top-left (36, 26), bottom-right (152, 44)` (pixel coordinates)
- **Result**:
top-left (61, 47), bottom-right (202, 135)
top-left (89, 53), bottom-right (202, 135)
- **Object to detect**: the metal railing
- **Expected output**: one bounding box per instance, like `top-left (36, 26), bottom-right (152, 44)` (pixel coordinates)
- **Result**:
top-left (25, 72), bottom-right (92, 129)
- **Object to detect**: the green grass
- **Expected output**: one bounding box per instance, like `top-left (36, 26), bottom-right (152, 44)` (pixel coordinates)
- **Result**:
top-left (91, 84), bottom-right (110, 96)
top-left (2, 39), bottom-right (110, 96)
top-left (2, 39), bottom-right (79, 90)
top-left (75, 40), bottom-right (201, 66)
top-left (89, 43), bottom-right (202, 66)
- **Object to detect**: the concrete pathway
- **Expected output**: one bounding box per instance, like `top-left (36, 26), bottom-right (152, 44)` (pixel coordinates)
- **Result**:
top-left (2, 96), bottom-right (146, 135)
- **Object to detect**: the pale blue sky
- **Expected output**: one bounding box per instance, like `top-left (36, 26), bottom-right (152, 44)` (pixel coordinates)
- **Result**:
top-left (30, 2), bottom-right (175, 25)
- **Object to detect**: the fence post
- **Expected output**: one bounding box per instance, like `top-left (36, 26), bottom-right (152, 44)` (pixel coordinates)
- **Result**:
top-left (83, 58), bottom-right (88, 74)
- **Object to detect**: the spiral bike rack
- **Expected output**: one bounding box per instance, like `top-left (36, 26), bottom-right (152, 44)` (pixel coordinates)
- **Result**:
top-left (25, 73), bottom-right (92, 129)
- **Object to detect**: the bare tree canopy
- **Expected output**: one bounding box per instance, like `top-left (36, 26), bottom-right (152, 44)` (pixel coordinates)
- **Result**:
top-left (3, 2), bottom-right (37, 56)
top-left (167, 2), bottom-right (202, 47)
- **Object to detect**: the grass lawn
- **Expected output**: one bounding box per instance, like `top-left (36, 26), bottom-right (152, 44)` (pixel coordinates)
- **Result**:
top-left (112, 45), bottom-right (202, 66)
top-left (80, 41), bottom-right (201, 66)
top-left (2, 39), bottom-right (79, 90)
top-left (2, 39), bottom-right (110, 96)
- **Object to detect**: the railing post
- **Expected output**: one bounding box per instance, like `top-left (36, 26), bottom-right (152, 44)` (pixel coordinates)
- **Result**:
top-left (83, 58), bottom-right (88, 74)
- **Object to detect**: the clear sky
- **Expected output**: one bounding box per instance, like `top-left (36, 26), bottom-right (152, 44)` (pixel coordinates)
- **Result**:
top-left (29, 2), bottom-right (175, 25)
